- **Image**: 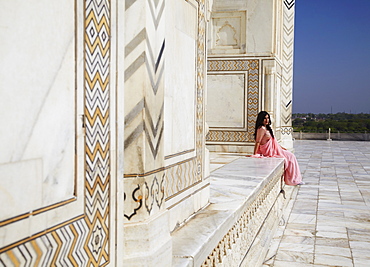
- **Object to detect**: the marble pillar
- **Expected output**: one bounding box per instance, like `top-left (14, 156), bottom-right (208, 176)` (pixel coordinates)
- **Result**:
top-left (0, 1), bottom-right (121, 265)
top-left (123, 0), bottom-right (209, 264)
top-left (123, 0), bottom-right (171, 265)
top-left (279, 0), bottom-right (296, 151)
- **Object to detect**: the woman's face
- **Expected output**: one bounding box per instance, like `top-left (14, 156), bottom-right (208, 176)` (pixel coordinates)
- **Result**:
top-left (263, 115), bottom-right (269, 126)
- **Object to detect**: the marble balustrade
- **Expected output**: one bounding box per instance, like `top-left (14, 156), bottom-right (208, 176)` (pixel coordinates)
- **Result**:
top-left (172, 157), bottom-right (298, 266)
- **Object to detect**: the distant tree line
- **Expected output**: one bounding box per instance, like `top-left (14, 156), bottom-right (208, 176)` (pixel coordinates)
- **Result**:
top-left (292, 113), bottom-right (370, 133)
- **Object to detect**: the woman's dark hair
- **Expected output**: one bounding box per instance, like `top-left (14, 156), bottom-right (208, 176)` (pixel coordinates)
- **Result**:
top-left (254, 111), bottom-right (274, 140)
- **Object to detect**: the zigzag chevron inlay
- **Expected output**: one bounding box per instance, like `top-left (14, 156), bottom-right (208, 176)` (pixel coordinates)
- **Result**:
top-left (124, 98), bottom-right (164, 158)
top-left (148, 0), bottom-right (165, 30)
top-left (165, 158), bottom-right (197, 199)
top-left (207, 59), bottom-right (259, 143)
top-left (0, 1), bottom-right (112, 265)
top-left (284, 0), bottom-right (295, 10)
top-left (281, 0), bottom-right (295, 128)
top-left (195, 0), bottom-right (206, 182)
top-left (0, 219), bottom-right (90, 266)
top-left (123, 0), bottom-right (206, 221)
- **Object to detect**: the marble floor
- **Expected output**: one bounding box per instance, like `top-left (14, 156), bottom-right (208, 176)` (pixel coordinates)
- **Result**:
top-left (263, 140), bottom-right (370, 267)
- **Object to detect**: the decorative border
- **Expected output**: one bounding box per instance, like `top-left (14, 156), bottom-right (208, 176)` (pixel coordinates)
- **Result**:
top-left (123, 0), bottom-right (166, 222)
top-left (206, 59), bottom-right (259, 143)
top-left (201, 167), bottom-right (284, 266)
top-left (0, 198), bottom-right (76, 227)
top-left (281, 127), bottom-right (293, 135)
top-left (195, 0), bottom-right (206, 181)
top-left (123, 0), bottom-right (206, 220)
top-left (165, 149), bottom-right (195, 160)
top-left (281, 0), bottom-right (295, 126)
top-left (206, 131), bottom-right (250, 142)
top-left (0, 1), bottom-right (111, 266)
top-left (123, 157), bottom-right (197, 220)
top-left (284, 0), bottom-right (294, 10)
top-left (165, 158), bottom-right (198, 199)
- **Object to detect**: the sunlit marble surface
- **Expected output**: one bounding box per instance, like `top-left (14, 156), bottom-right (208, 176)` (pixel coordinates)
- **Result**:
top-left (172, 156), bottom-right (284, 266)
top-left (0, 0), bottom-right (76, 221)
top-left (263, 140), bottom-right (370, 267)
top-left (207, 74), bottom-right (245, 128)
top-left (164, 0), bottom-right (197, 156)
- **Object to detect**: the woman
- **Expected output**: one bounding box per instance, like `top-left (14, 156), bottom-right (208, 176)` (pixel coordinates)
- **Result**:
top-left (251, 111), bottom-right (303, 186)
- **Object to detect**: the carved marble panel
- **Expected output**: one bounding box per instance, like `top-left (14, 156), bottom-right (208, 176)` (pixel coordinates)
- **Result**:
top-left (209, 11), bottom-right (246, 54)
top-left (206, 59), bottom-right (259, 143)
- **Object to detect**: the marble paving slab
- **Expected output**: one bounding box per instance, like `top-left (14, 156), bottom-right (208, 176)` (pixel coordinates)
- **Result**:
top-left (263, 140), bottom-right (370, 267)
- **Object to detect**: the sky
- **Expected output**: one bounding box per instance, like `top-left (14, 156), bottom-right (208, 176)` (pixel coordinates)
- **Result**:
top-left (292, 0), bottom-right (370, 114)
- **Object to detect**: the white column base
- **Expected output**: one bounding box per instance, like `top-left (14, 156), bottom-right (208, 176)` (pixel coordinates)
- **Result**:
top-left (123, 210), bottom-right (172, 266)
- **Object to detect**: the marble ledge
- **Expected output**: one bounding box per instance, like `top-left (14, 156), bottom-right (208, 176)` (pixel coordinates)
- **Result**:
top-left (171, 157), bottom-right (284, 267)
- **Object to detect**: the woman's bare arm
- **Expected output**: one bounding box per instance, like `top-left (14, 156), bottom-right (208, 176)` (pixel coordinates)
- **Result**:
top-left (254, 127), bottom-right (265, 155)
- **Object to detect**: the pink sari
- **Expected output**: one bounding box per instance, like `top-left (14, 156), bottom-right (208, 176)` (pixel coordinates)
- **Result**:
top-left (252, 138), bottom-right (302, 185)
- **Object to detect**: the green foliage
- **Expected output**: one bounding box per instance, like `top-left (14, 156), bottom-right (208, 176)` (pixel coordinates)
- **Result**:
top-left (292, 113), bottom-right (370, 133)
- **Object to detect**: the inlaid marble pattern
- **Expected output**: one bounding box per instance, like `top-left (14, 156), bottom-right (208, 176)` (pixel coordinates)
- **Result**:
top-left (280, 0), bottom-right (295, 128)
top-left (206, 59), bottom-right (259, 143)
top-left (0, 1), bottom-right (112, 265)
top-left (165, 158), bottom-right (198, 199)
top-left (123, 0), bottom-right (207, 219)
top-left (123, 172), bottom-right (166, 221)
top-left (194, 0), bottom-right (206, 183)
top-left (281, 127), bottom-right (293, 135)
top-left (123, 0), bottom-right (167, 222)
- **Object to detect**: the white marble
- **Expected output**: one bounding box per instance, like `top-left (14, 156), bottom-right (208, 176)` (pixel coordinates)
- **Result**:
top-left (164, 0), bottom-right (197, 157)
top-left (124, 210), bottom-right (172, 266)
top-left (264, 141), bottom-right (370, 267)
top-left (206, 74), bottom-right (246, 128)
top-left (166, 178), bottom-right (210, 232)
top-left (0, 159), bottom-right (42, 220)
top-left (172, 157), bottom-right (285, 266)
top-left (209, 11), bottom-right (246, 54)
top-left (211, 0), bottom-right (274, 55)
top-left (0, 0), bottom-right (76, 221)
top-left (314, 254), bottom-right (353, 267)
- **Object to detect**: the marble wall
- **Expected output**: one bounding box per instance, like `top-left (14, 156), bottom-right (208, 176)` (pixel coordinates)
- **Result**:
top-left (206, 0), bottom-right (296, 153)
top-left (0, 0), bottom-right (294, 265)
top-left (207, 74), bottom-right (246, 128)
top-left (209, 11), bottom-right (246, 55)
top-left (0, 0), bottom-right (79, 232)
top-left (165, 0), bottom-right (197, 157)
top-left (206, 59), bottom-right (259, 150)
top-left (123, 0), bottom-right (209, 264)
top-left (0, 1), bottom-right (120, 265)
top-left (209, 0), bottom-right (274, 56)
top-left (164, 0), bottom-right (210, 232)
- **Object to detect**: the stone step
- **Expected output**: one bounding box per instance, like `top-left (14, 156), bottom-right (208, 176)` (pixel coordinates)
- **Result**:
top-left (172, 157), bottom-right (291, 266)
